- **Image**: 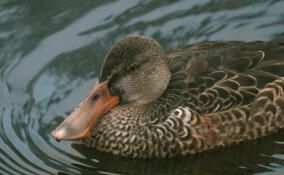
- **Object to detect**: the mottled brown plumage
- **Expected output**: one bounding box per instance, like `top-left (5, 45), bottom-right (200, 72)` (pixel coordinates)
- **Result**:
top-left (61, 35), bottom-right (284, 158)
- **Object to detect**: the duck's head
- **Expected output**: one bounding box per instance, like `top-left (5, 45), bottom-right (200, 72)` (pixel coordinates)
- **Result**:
top-left (51, 35), bottom-right (171, 141)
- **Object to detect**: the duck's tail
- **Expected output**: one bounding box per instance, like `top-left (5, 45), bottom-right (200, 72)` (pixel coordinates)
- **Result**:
top-left (249, 77), bottom-right (284, 136)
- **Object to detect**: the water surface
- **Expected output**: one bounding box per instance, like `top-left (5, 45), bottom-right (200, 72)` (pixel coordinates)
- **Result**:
top-left (1, 0), bottom-right (284, 174)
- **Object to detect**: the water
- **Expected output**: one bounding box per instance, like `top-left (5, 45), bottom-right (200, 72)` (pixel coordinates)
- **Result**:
top-left (1, 0), bottom-right (284, 174)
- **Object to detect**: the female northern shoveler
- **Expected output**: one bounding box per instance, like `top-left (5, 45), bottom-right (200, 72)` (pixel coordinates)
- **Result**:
top-left (51, 35), bottom-right (284, 158)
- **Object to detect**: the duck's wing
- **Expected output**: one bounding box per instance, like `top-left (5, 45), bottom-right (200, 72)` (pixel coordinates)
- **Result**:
top-left (186, 76), bottom-right (284, 147)
top-left (165, 40), bottom-right (284, 115)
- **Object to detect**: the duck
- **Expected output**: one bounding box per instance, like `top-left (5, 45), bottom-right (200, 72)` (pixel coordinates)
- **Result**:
top-left (51, 35), bottom-right (284, 158)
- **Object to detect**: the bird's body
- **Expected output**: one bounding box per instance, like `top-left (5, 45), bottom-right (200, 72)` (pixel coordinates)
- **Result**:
top-left (52, 36), bottom-right (284, 158)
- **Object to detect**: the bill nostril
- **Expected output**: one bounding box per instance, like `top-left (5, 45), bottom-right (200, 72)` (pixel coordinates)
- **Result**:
top-left (92, 94), bottom-right (100, 102)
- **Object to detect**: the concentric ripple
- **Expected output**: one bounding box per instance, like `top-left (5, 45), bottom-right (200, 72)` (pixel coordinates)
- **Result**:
top-left (1, 0), bottom-right (284, 175)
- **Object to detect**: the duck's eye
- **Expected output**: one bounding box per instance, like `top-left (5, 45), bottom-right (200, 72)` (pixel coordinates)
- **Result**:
top-left (129, 64), bottom-right (138, 72)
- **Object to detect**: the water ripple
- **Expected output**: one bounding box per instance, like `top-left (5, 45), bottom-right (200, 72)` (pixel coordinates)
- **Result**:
top-left (1, 0), bottom-right (284, 175)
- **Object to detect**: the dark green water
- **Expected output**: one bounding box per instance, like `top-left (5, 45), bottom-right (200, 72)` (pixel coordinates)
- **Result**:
top-left (1, 0), bottom-right (284, 174)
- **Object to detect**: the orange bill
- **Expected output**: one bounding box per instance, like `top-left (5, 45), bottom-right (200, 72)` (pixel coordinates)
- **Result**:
top-left (51, 80), bottom-right (119, 141)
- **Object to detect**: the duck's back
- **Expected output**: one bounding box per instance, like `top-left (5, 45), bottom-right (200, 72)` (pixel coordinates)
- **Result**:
top-left (160, 40), bottom-right (284, 147)
top-left (165, 40), bottom-right (284, 114)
